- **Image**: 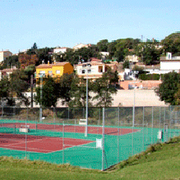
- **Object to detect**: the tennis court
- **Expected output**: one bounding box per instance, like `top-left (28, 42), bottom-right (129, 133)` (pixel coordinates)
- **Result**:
top-left (0, 106), bottom-right (180, 170)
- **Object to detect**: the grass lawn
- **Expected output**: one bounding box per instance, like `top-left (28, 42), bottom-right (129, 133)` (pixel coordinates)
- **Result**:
top-left (0, 136), bottom-right (179, 180)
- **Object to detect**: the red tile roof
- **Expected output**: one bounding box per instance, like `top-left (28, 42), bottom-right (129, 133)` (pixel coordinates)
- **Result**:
top-left (36, 62), bottom-right (69, 68)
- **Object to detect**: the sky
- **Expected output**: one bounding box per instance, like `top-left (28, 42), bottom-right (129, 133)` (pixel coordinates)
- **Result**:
top-left (0, 0), bottom-right (180, 54)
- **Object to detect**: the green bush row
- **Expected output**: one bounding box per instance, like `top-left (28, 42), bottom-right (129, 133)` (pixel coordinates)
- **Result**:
top-left (139, 73), bottom-right (160, 80)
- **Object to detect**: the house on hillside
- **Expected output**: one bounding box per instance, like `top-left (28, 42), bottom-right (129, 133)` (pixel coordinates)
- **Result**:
top-left (73, 43), bottom-right (91, 50)
top-left (74, 58), bottom-right (118, 80)
top-left (160, 52), bottom-right (180, 73)
top-left (0, 50), bottom-right (13, 63)
top-left (100, 52), bottom-right (109, 58)
top-left (0, 67), bottom-right (17, 80)
top-left (35, 61), bottom-right (73, 79)
top-left (53, 47), bottom-right (68, 54)
top-left (125, 55), bottom-right (139, 63)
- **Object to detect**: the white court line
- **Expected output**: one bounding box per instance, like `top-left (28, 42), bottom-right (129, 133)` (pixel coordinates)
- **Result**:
top-left (46, 139), bottom-right (95, 154)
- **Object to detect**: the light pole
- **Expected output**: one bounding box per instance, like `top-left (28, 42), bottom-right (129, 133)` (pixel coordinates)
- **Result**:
top-left (84, 63), bottom-right (91, 137)
top-left (132, 81), bottom-right (136, 127)
top-left (39, 75), bottom-right (43, 122)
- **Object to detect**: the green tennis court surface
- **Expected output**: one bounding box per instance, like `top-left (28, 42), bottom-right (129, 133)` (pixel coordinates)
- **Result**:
top-left (0, 119), bottom-right (180, 170)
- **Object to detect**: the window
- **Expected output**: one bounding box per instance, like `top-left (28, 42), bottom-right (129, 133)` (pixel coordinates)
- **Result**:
top-left (56, 70), bottom-right (60, 74)
top-left (39, 71), bottom-right (45, 77)
top-left (48, 71), bottom-right (52, 74)
top-left (82, 70), bottom-right (85, 74)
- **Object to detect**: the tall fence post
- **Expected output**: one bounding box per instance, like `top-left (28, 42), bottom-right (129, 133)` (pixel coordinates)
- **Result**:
top-left (102, 107), bottom-right (105, 171)
top-left (62, 121), bottom-right (64, 164)
top-left (142, 106), bottom-right (145, 151)
top-left (151, 106), bottom-right (154, 144)
top-left (117, 106), bottom-right (120, 163)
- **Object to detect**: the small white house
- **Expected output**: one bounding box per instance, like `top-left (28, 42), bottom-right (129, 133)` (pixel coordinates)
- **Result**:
top-left (73, 43), bottom-right (91, 50)
top-left (53, 47), bottom-right (67, 54)
top-left (125, 55), bottom-right (139, 63)
top-left (160, 52), bottom-right (180, 73)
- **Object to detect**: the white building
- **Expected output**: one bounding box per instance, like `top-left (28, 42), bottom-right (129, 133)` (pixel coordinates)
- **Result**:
top-left (160, 52), bottom-right (180, 73)
top-left (53, 47), bottom-right (68, 54)
top-left (73, 43), bottom-right (91, 50)
top-left (0, 50), bottom-right (13, 63)
top-left (125, 55), bottom-right (139, 63)
top-left (75, 58), bottom-right (117, 80)
top-left (100, 52), bottom-right (109, 58)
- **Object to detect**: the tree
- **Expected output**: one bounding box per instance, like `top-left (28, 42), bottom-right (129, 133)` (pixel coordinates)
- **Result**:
top-left (9, 70), bottom-right (30, 106)
top-left (161, 32), bottom-right (180, 55)
top-left (97, 39), bottom-right (108, 52)
top-left (68, 76), bottom-right (93, 108)
top-left (18, 53), bottom-right (38, 68)
top-left (135, 42), bottom-right (161, 65)
top-left (24, 65), bottom-right (36, 83)
top-left (107, 41), bottom-right (117, 59)
top-left (56, 73), bottom-right (74, 105)
top-left (92, 69), bottom-right (117, 107)
top-left (0, 70), bottom-right (30, 106)
top-left (155, 72), bottom-right (180, 105)
top-left (123, 60), bottom-right (130, 69)
top-left (36, 47), bottom-right (53, 65)
top-left (0, 77), bottom-right (10, 101)
top-left (26, 42), bottom-right (38, 55)
top-left (174, 84), bottom-right (180, 105)
top-left (35, 76), bottom-right (59, 107)
top-left (0, 55), bottom-right (19, 69)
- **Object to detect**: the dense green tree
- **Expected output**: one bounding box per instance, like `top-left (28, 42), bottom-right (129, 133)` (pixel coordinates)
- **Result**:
top-left (27, 42), bottom-right (38, 55)
top-left (35, 76), bottom-right (59, 107)
top-left (56, 73), bottom-right (74, 105)
top-left (0, 76), bottom-right (10, 100)
top-left (123, 60), bottom-right (130, 69)
top-left (174, 84), bottom-right (180, 105)
top-left (0, 70), bottom-right (30, 106)
top-left (107, 41), bottom-right (117, 59)
top-left (155, 72), bottom-right (180, 105)
top-left (92, 71), bottom-right (117, 107)
top-left (63, 46), bottom-right (99, 65)
top-left (97, 39), bottom-right (108, 52)
top-left (112, 38), bottom-right (139, 62)
top-left (9, 70), bottom-right (30, 106)
top-left (161, 32), bottom-right (180, 55)
top-left (37, 47), bottom-right (53, 65)
top-left (0, 55), bottom-right (19, 69)
top-left (68, 75), bottom-right (93, 108)
top-left (135, 42), bottom-right (162, 65)
top-left (24, 65), bottom-right (36, 83)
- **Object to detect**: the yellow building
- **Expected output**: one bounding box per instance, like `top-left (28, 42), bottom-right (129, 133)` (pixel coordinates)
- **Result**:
top-left (36, 62), bottom-right (73, 79)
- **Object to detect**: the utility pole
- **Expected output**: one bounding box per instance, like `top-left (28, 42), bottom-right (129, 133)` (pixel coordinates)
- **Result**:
top-left (31, 75), bottom-right (33, 108)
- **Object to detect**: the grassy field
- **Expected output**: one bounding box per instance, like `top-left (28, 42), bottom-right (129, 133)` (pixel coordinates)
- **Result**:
top-left (0, 136), bottom-right (180, 180)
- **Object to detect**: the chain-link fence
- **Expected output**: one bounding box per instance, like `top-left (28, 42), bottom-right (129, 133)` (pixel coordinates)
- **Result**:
top-left (0, 106), bottom-right (180, 170)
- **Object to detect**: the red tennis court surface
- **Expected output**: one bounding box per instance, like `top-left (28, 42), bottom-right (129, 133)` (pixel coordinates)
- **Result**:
top-left (0, 133), bottom-right (93, 153)
top-left (7, 123), bottom-right (139, 135)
